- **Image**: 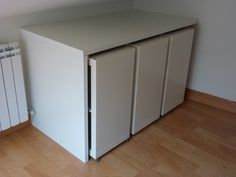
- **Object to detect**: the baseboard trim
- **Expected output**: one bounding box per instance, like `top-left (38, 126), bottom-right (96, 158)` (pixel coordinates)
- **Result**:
top-left (0, 119), bottom-right (31, 138)
top-left (185, 89), bottom-right (236, 114)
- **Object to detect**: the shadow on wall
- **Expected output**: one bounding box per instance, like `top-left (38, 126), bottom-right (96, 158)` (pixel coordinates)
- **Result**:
top-left (0, 0), bottom-right (132, 43)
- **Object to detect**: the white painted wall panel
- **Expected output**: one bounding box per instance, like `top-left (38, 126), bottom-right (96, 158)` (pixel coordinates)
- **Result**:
top-left (11, 54), bottom-right (28, 123)
top-left (0, 62), bottom-right (11, 131)
top-left (1, 57), bottom-right (20, 126)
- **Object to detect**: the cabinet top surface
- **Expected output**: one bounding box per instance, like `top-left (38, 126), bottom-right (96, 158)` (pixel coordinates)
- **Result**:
top-left (22, 10), bottom-right (197, 55)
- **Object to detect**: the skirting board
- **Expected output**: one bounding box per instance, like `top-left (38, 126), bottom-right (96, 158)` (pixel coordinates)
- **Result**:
top-left (0, 119), bottom-right (31, 138)
top-left (185, 89), bottom-right (236, 114)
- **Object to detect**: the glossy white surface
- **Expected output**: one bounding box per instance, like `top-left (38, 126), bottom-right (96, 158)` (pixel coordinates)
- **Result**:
top-left (89, 47), bottom-right (135, 159)
top-left (131, 36), bottom-right (168, 134)
top-left (161, 28), bottom-right (195, 115)
top-left (23, 10), bottom-right (197, 55)
top-left (21, 30), bottom-right (88, 162)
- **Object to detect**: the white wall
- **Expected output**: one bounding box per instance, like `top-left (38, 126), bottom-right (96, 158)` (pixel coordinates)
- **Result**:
top-left (1, 0), bottom-right (122, 17)
top-left (0, 0), bottom-right (132, 43)
top-left (134, 0), bottom-right (236, 102)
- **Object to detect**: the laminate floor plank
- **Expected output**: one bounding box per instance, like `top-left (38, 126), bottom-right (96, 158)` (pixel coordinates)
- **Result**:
top-left (0, 100), bottom-right (235, 177)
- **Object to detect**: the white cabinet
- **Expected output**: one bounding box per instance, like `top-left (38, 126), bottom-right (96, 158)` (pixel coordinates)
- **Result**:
top-left (131, 37), bottom-right (169, 134)
top-left (21, 10), bottom-right (197, 162)
top-left (161, 29), bottom-right (195, 115)
top-left (89, 47), bottom-right (135, 159)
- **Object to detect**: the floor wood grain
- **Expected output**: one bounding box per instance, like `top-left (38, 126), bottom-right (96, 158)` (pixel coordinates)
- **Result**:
top-left (0, 100), bottom-right (236, 177)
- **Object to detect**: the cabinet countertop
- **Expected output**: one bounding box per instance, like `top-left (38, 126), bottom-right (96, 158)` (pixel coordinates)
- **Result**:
top-left (22, 10), bottom-right (197, 55)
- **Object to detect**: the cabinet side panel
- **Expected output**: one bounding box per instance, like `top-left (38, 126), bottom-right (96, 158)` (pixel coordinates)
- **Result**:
top-left (21, 30), bottom-right (88, 162)
top-left (162, 29), bottom-right (195, 115)
top-left (0, 62), bottom-right (11, 130)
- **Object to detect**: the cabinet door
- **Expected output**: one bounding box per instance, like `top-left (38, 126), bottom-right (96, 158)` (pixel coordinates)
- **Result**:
top-left (0, 61), bottom-right (11, 131)
top-left (89, 47), bottom-right (135, 159)
top-left (131, 37), bottom-right (169, 134)
top-left (161, 29), bottom-right (195, 115)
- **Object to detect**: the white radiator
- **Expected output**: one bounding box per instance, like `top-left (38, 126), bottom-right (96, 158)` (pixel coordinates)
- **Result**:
top-left (0, 42), bottom-right (28, 131)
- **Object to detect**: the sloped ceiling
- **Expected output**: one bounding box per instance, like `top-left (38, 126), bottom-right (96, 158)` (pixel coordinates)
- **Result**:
top-left (0, 0), bottom-right (122, 17)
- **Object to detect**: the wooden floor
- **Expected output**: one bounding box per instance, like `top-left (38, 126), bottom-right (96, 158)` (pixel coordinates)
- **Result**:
top-left (0, 100), bottom-right (236, 177)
